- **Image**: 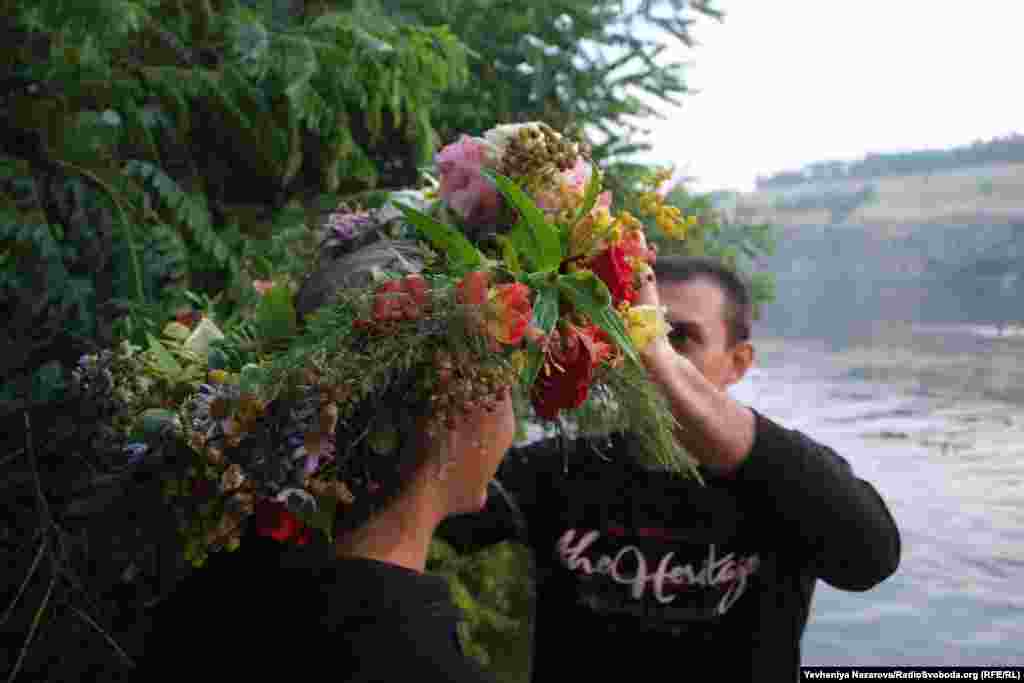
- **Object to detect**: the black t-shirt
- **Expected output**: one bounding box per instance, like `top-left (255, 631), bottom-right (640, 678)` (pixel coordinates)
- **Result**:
top-left (135, 534), bottom-right (493, 682)
top-left (438, 409), bottom-right (902, 682)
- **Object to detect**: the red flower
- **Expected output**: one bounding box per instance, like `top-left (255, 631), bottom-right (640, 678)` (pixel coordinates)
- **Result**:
top-left (530, 324), bottom-right (612, 420)
top-left (588, 245), bottom-right (636, 305)
top-left (620, 228), bottom-right (657, 264)
top-left (253, 499), bottom-right (312, 546)
top-left (456, 270), bottom-right (490, 306)
top-left (175, 308), bottom-right (201, 329)
top-left (372, 275), bottom-right (431, 322)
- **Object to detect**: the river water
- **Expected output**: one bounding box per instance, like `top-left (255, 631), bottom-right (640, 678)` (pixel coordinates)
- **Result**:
top-left (728, 335), bottom-right (1024, 666)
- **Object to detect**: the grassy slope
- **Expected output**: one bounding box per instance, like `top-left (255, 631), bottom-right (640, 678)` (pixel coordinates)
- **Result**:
top-left (734, 162), bottom-right (1024, 228)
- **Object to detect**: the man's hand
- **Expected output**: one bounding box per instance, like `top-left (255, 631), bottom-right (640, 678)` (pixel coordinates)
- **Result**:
top-left (631, 261), bottom-right (755, 475)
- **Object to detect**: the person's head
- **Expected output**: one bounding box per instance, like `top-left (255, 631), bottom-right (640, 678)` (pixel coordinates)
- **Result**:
top-left (418, 389), bottom-right (516, 516)
top-left (295, 237), bottom-right (517, 542)
top-left (652, 256), bottom-right (755, 390)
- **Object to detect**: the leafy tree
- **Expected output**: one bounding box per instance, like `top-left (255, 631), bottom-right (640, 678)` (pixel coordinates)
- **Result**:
top-left (378, 0), bottom-right (723, 162)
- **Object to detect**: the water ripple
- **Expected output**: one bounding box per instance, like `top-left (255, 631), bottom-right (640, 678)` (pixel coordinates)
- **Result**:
top-left (740, 340), bottom-right (1024, 665)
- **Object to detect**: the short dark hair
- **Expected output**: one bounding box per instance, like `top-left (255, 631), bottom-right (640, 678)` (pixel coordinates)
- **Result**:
top-left (652, 256), bottom-right (753, 346)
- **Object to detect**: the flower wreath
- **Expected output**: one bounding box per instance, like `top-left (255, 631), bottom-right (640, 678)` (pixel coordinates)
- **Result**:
top-left (73, 121), bottom-right (700, 567)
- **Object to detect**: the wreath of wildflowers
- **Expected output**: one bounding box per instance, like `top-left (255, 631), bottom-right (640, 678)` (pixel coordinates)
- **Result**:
top-left (72, 121), bottom-right (701, 567)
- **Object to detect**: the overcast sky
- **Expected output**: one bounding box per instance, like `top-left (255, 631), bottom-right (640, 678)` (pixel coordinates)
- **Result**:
top-left (639, 0), bottom-right (1024, 193)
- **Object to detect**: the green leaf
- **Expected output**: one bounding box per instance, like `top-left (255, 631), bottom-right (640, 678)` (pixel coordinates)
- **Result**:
top-left (483, 171), bottom-right (562, 271)
top-left (395, 203), bottom-right (482, 272)
top-left (30, 361), bottom-right (65, 405)
top-left (569, 161), bottom-right (603, 230)
top-left (557, 271), bottom-right (638, 363)
top-left (146, 333), bottom-right (183, 375)
top-left (309, 493), bottom-right (337, 540)
top-left (254, 283), bottom-right (297, 343)
top-left (495, 235), bottom-right (520, 274)
top-left (132, 409), bottom-right (180, 441)
top-left (207, 347), bottom-right (229, 371)
top-left (521, 282), bottom-right (560, 388)
top-left (251, 255), bottom-right (274, 279)
top-left (239, 363), bottom-right (270, 396)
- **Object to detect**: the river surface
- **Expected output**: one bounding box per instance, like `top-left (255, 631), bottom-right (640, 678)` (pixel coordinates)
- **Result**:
top-left (728, 335), bottom-right (1024, 666)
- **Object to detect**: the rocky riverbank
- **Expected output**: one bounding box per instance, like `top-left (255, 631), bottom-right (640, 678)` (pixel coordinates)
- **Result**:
top-left (756, 324), bottom-right (1024, 406)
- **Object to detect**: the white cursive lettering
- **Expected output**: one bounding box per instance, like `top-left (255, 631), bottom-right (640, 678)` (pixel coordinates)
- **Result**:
top-left (556, 529), bottom-right (761, 613)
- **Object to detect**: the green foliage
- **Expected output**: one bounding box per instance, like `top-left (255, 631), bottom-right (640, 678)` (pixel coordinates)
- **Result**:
top-left (487, 170), bottom-right (562, 272)
top-left (382, 0), bottom-right (722, 163)
top-left (252, 282), bottom-right (298, 343)
top-left (521, 281), bottom-right (560, 387)
top-left (428, 539), bottom-right (534, 683)
top-left (647, 184), bottom-right (778, 316)
top-left (556, 270), bottom-right (638, 363)
top-left (398, 202), bottom-right (485, 273)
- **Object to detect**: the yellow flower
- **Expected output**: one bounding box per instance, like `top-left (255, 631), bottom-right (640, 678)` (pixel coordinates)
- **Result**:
top-left (509, 350), bottom-right (528, 376)
top-left (657, 207), bottom-right (697, 241)
top-left (614, 211), bottom-right (643, 233)
top-left (208, 369), bottom-right (229, 384)
top-left (568, 207), bottom-right (615, 258)
top-left (638, 192), bottom-right (660, 216)
top-left (623, 304), bottom-right (670, 351)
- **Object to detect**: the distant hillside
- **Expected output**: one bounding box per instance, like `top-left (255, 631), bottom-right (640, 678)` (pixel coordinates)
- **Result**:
top-left (755, 133), bottom-right (1024, 189)
top-left (732, 162), bottom-right (1024, 229)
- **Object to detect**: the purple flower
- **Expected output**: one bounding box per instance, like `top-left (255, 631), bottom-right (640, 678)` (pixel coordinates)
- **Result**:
top-left (326, 210), bottom-right (373, 241)
top-left (124, 442), bottom-right (150, 465)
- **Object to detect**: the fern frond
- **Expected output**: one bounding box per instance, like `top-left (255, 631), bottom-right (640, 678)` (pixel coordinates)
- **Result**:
top-left (123, 160), bottom-right (238, 276)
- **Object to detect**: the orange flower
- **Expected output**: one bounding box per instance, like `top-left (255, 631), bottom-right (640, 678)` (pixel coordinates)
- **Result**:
top-left (457, 271), bottom-right (533, 346)
top-left (486, 283), bottom-right (533, 346)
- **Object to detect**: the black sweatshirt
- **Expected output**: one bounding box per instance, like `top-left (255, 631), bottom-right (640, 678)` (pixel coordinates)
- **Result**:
top-left (135, 535), bottom-right (493, 683)
top-left (438, 409), bottom-right (902, 682)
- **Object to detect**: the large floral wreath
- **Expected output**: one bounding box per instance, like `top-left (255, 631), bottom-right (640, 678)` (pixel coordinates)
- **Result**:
top-left (73, 121), bottom-right (700, 567)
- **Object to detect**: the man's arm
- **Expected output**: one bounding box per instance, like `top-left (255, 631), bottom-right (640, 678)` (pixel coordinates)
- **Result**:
top-left (729, 410), bottom-right (901, 590)
top-left (634, 275), bottom-right (899, 590)
top-left (643, 343), bottom-right (900, 589)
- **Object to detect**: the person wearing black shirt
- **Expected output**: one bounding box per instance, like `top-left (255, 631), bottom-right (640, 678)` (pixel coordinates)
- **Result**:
top-left (135, 243), bottom-right (521, 683)
top-left (439, 255), bottom-right (902, 682)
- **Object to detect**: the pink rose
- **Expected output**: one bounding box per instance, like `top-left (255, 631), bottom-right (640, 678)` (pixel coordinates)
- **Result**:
top-left (436, 135), bottom-right (502, 225)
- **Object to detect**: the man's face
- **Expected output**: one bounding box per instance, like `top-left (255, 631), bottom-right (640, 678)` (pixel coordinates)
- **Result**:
top-left (657, 277), bottom-right (753, 390)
